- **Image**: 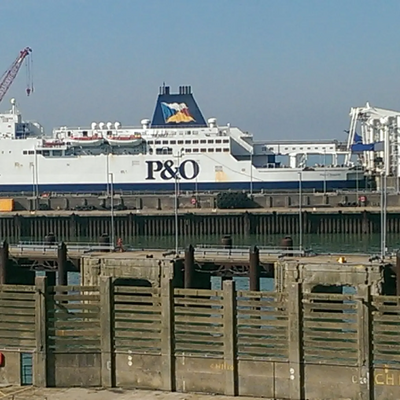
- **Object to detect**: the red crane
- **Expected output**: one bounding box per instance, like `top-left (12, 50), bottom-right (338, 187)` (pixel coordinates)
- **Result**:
top-left (0, 47), bottom-right (33, 105)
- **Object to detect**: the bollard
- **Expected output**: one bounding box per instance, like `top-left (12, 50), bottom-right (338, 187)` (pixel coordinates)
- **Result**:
top-left (249, 245), bottom-right (260, 291)
top-left (0, 241), bottom-right (9, 285)
top-left (57, 242), bottom-right (68, 286)
top-left (184, 245), bottom-right (195, 288)
top-left (221, 235), bottom-right (233, 249)
top-left (44, 232), bottom-right (56, 245)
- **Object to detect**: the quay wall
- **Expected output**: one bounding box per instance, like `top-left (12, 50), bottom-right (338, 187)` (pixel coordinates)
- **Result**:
top-left (6, 191), bottom-right (400, 213)
top-left (0, 207), bottom-right (397, 241)
top-left (0, 276), bottom-right (399, 399)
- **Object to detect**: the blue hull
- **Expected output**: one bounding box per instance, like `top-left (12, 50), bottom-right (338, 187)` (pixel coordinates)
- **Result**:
top-left (0, 179), bottom-right (366, 193)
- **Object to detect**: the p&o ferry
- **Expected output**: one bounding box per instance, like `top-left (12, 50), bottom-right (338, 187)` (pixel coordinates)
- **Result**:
top-left (0, 86), bottom-right (363, 193)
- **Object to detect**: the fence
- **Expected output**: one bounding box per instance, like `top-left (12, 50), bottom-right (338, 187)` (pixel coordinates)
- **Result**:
top-left (1, 278), bottom-right (400, 399)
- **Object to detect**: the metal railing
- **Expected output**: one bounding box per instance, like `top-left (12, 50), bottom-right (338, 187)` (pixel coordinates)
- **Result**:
top-left (11, 241), bottom-right (114, 254)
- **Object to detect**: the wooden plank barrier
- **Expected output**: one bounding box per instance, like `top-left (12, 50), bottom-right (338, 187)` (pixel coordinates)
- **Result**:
top-left (372, 295), bottom-right (400, 367)
top-left (0, 284), bottom-right (36, 349)
top-left (173, 288), bottom-right (224, 356)
top-left (113, 285), bottom-right (162, 354)
top-left (302, 292), bottom-right (358, 365)
top-left (236, 290), bottom-right (289, 360)
top-left (46, 285), bottom-right (101, 352)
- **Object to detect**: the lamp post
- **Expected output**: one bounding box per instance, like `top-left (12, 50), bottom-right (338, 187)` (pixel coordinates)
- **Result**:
top-left (323, 149), bottom-right (327, 195)
top-left (250, 151), bottom-right (253, 195)
top-left (109, 172), bottom-right (115, 249)
top-left (298, 171), bottom-right (303, 250)
top-left (380, 170), bottom-right (387, 259)
top-left (174, 150), bottom-right (184, 254)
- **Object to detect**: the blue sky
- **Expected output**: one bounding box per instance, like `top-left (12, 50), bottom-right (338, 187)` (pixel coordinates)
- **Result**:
top-left (1, 0), bottom-right (400, 141)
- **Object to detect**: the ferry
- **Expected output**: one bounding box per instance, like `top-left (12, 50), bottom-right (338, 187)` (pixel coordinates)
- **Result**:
top-left (0, 86), bottom-right (364, 193)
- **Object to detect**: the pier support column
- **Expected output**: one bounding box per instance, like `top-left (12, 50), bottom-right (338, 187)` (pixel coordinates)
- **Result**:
top-left (0, 240), bottom-right (9, 285)
top-left (249, 245), bottom-right (260, 291)
top-left (184, 245), bottom-right (195, 289)
top-left (57, 242), bottom-right (68, 286)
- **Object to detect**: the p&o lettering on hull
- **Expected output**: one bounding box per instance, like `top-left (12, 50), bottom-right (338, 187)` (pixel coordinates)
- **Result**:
top-left (146, 160), bottom-right (200, 180)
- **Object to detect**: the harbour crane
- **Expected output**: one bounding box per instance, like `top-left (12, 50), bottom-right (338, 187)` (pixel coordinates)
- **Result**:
top-left (0, 47), bottom-right (33, 105)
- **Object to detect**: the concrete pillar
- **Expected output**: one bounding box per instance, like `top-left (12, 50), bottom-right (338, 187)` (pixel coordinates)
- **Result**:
top-left (184, 245), bottom-right (195, 289)
top-left (160, 276), bottom-right (174, 391)
top-left (34, 276), bottom-right (48, 387)
top-left (287, 282), bottom-right (303, 400)
top-left (357, 286), bottom-right (372, 400)
top-left (57, 242), bottom-right (68, 286)
top-left (0, 240), bottom-right (9, 284)
top-left (249, 245), bottom-right (260, 291)
top-left (223, 280), bottom-right (237, 396)
top-left (100, 277), bottom-right (114, 388)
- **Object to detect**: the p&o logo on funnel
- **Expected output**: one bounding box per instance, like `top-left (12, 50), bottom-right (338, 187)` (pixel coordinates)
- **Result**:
top-left (161, 102), bottom-right (195, 124)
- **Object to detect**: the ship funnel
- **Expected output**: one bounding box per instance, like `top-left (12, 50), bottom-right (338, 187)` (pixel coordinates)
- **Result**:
top-left (141, 119), bottom-right (150, 129)
top-left (208, 118), bottom-right (217, 128)
top-left (106, 122), bottom-right (112, 130)
top-left (91, 122), bottom-right (97, 130)
top-left (114, 122), bottom-right (120, 130)
top-left (98, 122), bottom-right (105, 130)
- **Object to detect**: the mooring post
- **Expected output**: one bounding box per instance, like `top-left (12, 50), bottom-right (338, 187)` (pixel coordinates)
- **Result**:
top-left (249, 245), bottom-right (260, 291)
top-left (0, 240), bottom-right (9, 285)
top-left (57, 242), bottom-right (68, 286)
top-left (184, 244), bottom-right (195, 288)
top-left (396, 252), bottom-right (400, 296)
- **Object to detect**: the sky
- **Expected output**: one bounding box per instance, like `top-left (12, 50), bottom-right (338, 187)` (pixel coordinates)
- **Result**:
top-left (1, 0), bottom-right (400, 142)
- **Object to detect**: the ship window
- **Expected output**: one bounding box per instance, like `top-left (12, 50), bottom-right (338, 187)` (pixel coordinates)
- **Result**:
top-left (170, 140), bottom-right (176, 144)
top-left (200, 140), bottom-right (206, 144)
top-left (186, 148), bottom-right (192, 153)
top-left (178, 140), bottom-right (184, 144)
top-left (28, 150), bottom-right (34, 155)
top-left (307, 147), bottom-right (311, 150)
top-left (216, 139), bottom-right (222, 144)
top-left (162, 140), bottom-right (168, 144)
top-left (23, 150), bottom-right (27, 155)
top-left (193, 148), bottom-right (199, 152)
top-left (215, 166), bottom-right (223, 172)
top-left (208, 140), bottom-right (214, 144)
top-left (300, 147), bottom-right (303, 150)
top-left (223, 148), bottom-right (229, 152)
top-left (53, 150), bottom-right (62, 157)
top-left (223, 139), bottom-right (229, 143)
top-left (185, 140), bottom-right (191, 144)
top-left (147, 141), bottom-right (154, 145)
top-left (200, 148), bottom-right (206, 153)
top-left (156, 147), bottom-right (172, 155)
top-left (216, 148), bottom-right (222, 152)
top-left (36, 150), bottom-right (42, 155)
top-left (155, 140), bottom-right (161, 145)
top-left (43, 150), bottom-right (50, 157)
top-left (208, 148), bottom-right (214, 152)
top-left (193, 140), bottom-right (199, 144)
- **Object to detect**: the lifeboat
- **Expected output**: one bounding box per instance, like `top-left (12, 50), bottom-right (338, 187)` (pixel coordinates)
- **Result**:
top-left (68, 135), bottom-right (103, 147)
top-left (106, 134), bottom-right (142, 147)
